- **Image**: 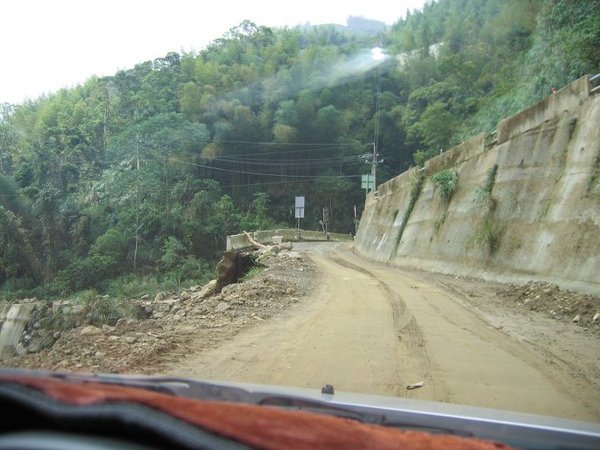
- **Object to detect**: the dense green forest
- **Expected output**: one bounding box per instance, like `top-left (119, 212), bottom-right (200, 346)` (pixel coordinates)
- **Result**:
top-left (0, 0), bottom-right (598, 299)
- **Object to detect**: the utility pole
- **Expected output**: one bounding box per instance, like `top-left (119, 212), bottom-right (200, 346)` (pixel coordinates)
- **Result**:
top-left (164, 144), bottom-right (170, 233)
top-left (371, 141), bottom-right (377, 192)
top-left (134, 131), bottom-right (140, 273)
top-left (372, 45), bottom-right (382, 193)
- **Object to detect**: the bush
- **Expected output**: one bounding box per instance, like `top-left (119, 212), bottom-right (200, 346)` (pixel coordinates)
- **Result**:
top-left (474, 165), bottom-right (498, 209)
top-left (77, 290), bottom-right (145, 327)
top-left (55, 254), bottom-right (118, 294)
top-left (93, 228), bottom-right (128, 261)
top-left (413, 149), bottom-right (437, 167)
top-left (175, 257), bottom-right (212, 284)
top-left (431, 169), bottom-right (458, 203)
top-left (105, 275), bottom-right (163, 299)
top-left (160, 236), bottom-right (186, 272)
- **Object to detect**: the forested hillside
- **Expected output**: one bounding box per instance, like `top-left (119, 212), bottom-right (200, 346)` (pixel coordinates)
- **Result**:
top-left (0, 0), bottom-right (598, 298)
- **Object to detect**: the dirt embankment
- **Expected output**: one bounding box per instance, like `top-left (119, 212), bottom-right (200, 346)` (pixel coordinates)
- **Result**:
top-left (3, 249), bottom-right (318, 374)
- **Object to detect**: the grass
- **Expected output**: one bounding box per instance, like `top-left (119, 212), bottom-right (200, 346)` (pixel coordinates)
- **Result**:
top-left (587, 150), bottom-right (600, 194)
top-left (240, 265), bottom-right (265, 282)
top-left (79, 291), bottom-right (145, 327)
top-left (28, 288), bottom-right (148, 333)
top-left (41, 289), bottom-right (147, 330)
top-left (471, 164), bottom-right (502, 254)
top-left (434, 210), bottom-right (448, 232)
top-left (431, 169), bottom-right (458, 203)
top-left (475, 217), bottom-right (502, 254)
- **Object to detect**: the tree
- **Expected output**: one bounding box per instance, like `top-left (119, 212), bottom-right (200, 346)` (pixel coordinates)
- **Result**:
top-left (417, 101), bottom-right (458, 152)
top-left (2, 0), bottom-right (588, 296)
top-left (0, 206), bottom-right (42, 285)
top-left (315, 105), bottom-right (345, 143)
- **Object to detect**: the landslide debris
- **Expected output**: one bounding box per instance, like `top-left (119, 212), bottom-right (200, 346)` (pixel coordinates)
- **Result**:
top-left (3, 248), bottom-right (318, 375)
top-left (498, 281), bottom-right (600, 332)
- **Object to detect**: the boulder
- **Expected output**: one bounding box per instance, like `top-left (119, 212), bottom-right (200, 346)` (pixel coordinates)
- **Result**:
top-left (80, 325), bottom-right (102, 336)
top-left (154, 292), bottom-right (167, 302)
top-left (195, 280), bottom-right (217, 300)
top-left (215, 302), bottom-right (230, 313)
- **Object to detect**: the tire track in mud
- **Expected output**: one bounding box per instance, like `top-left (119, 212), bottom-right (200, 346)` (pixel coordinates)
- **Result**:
top-left (169, 247), bottom-right (422, 397)
top-left (328, 254), bottom-right (433, 396)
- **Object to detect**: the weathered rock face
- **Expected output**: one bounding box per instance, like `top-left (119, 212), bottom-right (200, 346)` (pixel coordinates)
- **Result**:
top-left (355, 75), bottom-right (600, 294)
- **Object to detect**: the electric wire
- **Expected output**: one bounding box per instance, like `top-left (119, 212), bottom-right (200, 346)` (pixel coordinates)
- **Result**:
top-left (210, 153), bottom-right (360, 162)
top-left (220, 175), bottom-right (362, 189)
top-left (215, 139), bottom-right (363, 147)
top-left (210, 143), bottom-right (370, 158)
top-left (205, 156), bottom-right (360, 167)
top-left (170, 157), bottom-right (362, 179)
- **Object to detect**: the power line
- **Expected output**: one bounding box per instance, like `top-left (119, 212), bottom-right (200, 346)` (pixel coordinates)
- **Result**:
top-left (211, 153), bottom-right (360, 162)
top-left (170, 157), bottom-right (363, 179)
top-left (207, 156), bottom-right (359, 166)
top-left (215, 139), bottom-right (364, 147)
top-left (220, 175), bottom-right (361, 189)
top-left (211, 143), bottom-right (370, 158)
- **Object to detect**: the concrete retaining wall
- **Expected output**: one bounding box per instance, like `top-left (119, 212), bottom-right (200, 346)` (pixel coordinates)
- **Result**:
top-left (354, 75), bottom-right (600, 294)
top-left (497, 76), bottom-right (591, 144)
top-left (0, 303), bottom-right (35, 358)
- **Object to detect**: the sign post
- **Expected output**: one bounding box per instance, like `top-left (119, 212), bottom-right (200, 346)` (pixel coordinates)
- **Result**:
top-left (361, 174), bottom-right (375, 195)
top-left (294, 196), bottom-right (305, 239)
top-left (322, 207), bottom-right (330, 240)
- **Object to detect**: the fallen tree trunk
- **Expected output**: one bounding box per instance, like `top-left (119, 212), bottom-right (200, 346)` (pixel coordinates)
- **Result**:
top-left (243, 231), bottom-right (267, 250)
top-left (243, 231), bottom-right (293, 251)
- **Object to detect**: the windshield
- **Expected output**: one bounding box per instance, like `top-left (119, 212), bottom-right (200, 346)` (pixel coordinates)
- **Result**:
top-left (1, 0), bottom-right (599, 430)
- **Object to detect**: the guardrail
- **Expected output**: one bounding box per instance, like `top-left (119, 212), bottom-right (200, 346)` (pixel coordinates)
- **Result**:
top-left (226, 229), bottom-right (353, 251)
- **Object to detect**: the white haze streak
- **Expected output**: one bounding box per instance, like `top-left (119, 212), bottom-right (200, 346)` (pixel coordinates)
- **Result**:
top-left (307, 49), bottom-right (389, 91)
top-left (218, 48), bottom-right (390, 107)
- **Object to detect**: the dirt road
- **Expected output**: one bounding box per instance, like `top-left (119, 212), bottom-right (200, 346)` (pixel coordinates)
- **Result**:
top-left (167, 242), bottom-right (600, 422)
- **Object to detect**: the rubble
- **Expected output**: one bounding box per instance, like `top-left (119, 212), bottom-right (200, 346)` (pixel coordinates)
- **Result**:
top-left (498, 281), bottom-right (600, 332)
top-left (3, 247), bottom-right (318, 374)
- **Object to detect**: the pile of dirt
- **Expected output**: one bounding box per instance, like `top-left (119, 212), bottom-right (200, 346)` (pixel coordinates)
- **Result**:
top-left (4, 249), bottom-right (318, 374)
top-left (498, 281), bottom-right (600, 331)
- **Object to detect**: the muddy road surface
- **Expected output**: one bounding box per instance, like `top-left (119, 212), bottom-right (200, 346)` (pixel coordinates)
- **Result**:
top-left (166, 242), bottom-right (600, 422)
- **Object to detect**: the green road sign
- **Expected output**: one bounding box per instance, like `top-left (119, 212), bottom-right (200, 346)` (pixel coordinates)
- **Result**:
top-left (361, 174), bottom-right (375, 191)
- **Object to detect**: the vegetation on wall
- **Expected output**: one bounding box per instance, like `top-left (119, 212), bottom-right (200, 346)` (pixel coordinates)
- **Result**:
top-left (393, 171), bottom-right (425, 255)
top-left (474, 165), bottom-right (501, 253)
top-left (431, 169), bottom-right (458, 203)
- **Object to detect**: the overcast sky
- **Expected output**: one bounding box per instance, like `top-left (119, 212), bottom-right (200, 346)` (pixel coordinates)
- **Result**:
top-left (0, 0), bottom-right (428, 105)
